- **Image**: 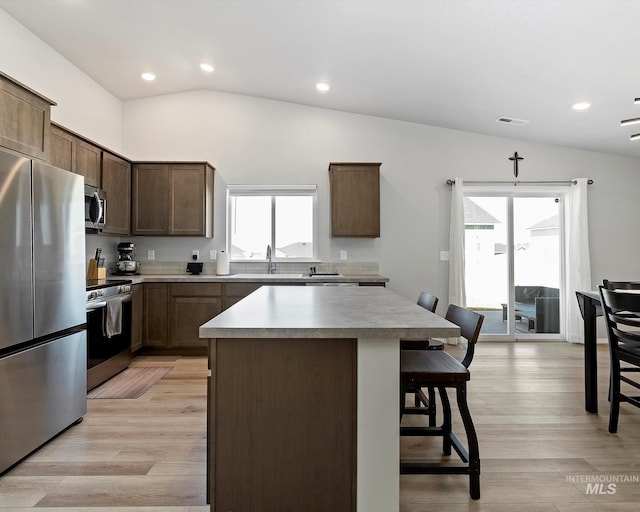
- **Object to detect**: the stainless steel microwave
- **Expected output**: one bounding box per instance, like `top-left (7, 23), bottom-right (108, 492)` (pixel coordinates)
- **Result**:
top-left (84, 184), bottom-right (106, 231)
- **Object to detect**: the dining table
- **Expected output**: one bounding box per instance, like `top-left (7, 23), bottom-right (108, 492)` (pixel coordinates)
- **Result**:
top-left (575, 291), bottom-right (603, 413)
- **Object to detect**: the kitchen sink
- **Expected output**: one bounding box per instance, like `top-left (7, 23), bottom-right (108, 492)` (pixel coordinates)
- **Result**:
top-left (232, 273), bottom-right (304, 279)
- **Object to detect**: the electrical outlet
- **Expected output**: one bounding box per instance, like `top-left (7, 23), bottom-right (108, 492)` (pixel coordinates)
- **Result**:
top-left (192, 250), bottom-right (199, 260)
top-left (340, 250), bottom-right (347, 260)
top-left (147, 250), bottom-right (155, 260)
top-left (210, 250), bottom-right (217, 260)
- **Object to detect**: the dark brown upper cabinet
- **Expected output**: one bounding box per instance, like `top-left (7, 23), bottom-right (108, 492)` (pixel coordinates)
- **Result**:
top-left (49, 123), bottom-right (102, 187)
top-left (0, 71), bottom-right (55, 161)
top-left (132, 162), bottom-right (214, 237)
top-left (329, 162), bottom-right (381, 238)
top-left (76, 139), bottom-right (102, 187)
top-left (101, 151), bottom-right (131, 235)
top-left (49, 124), bottom-right (76, 172)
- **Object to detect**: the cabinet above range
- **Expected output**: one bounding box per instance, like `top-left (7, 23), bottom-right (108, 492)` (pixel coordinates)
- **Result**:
top-left (50, 123), bottom-right (131, 236)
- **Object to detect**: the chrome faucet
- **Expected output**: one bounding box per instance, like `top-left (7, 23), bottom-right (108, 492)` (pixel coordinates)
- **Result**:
top-left (266, 244), bottom-right (275, 274)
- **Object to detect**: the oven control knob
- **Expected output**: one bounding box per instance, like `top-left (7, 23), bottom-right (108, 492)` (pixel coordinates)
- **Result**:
top-left (88, 291), bottom-right (97, 301)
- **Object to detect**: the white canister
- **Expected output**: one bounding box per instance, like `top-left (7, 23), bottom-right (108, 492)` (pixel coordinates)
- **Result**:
top-left (216, 250), bottom-right (230, 275)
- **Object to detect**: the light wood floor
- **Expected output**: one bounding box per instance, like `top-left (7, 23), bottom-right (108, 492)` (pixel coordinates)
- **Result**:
top-left (1, 342), bottom-right (639, 511)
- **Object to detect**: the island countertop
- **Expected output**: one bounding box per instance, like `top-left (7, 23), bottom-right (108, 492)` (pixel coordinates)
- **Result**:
top-left (201, 284), bottom-right (460, 512)
top-left (199, 285), bottom-right (458, 339)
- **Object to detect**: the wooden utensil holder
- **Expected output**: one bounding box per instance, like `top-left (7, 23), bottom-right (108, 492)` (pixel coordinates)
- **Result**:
top-left (87, 259), bottom-right (106, 280)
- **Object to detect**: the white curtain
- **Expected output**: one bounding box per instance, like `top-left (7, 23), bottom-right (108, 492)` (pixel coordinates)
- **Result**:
top-left (448, 177), bottom-right (466, 307)
top-left (566, 178), bottom-right (592, 343)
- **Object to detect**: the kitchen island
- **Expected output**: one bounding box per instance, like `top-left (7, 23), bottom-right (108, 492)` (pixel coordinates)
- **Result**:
top-left (199, 285), bottom-right (459, 512)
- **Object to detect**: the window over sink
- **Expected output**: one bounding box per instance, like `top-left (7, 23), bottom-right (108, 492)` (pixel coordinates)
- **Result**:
top-left (227, 185), bottom-right (317, 261)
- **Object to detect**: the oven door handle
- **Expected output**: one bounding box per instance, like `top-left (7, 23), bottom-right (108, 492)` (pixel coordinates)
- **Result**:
top-left (86, 293), bottom-right (132, 311)
top-left (86, 301), bottom-right (107, 311)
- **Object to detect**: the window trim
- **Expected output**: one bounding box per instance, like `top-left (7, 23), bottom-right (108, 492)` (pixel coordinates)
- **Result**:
top-left (226, 185), bottom-right (318, 262)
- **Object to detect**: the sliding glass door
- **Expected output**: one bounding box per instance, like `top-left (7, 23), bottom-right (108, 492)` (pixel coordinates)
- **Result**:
top-left (464, 192), bottom-right (564, 340)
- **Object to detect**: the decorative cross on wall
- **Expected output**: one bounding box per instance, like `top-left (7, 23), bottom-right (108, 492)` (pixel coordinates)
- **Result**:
top-left (509, 151), bottom-right (523, 178)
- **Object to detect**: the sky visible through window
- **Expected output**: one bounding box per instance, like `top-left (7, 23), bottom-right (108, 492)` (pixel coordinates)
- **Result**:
top-left (230, 195), bottom-right (313, 259)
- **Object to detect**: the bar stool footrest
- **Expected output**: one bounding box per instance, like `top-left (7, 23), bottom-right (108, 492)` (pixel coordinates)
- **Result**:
top-left (401, 426), bottom-right (469, 462)
top-left (400, 461), bottom-right (470, 475)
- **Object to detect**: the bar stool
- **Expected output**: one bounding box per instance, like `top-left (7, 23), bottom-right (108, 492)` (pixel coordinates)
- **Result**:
top-left (400, 291), bottom-right (441, 421)
top-left (400, 291), bottom-right (439, 350)
top-left (400, 304), bottom-right (484, 500)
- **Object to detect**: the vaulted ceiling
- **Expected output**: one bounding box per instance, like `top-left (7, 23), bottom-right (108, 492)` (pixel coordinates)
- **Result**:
top-left (2, 0), bottom-right (640, 158)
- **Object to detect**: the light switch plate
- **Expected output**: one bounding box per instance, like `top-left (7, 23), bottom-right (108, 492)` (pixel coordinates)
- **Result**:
top-left (210, 250), bottom-right (217, 260)
top-left (147, 250), bottom-right (155, 260)
top-left (340, 250), bottom-right (348, 260)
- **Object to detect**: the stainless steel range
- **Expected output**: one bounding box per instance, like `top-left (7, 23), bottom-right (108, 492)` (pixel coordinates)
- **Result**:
top-left (86, 279), bottom-right (133, 390)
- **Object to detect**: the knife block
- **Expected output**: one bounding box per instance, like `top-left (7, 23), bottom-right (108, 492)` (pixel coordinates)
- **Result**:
top-left (87, 259), bottom-right (106, 280)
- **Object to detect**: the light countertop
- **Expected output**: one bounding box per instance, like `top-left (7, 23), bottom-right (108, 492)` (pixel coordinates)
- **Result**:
top-left (116, 273), bottom-right (388, 285)
top-left (199, 285), bottom-right (458, 339)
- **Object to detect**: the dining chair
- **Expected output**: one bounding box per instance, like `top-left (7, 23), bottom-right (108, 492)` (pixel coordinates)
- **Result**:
top-left (400, 304), bottom-right (484, 499)
top-left (602, 279), bottom-right (640, 290)
top-left (602, 280), bottom-right (640, 401)
top-left (599, 286), bottom-right (640, 433)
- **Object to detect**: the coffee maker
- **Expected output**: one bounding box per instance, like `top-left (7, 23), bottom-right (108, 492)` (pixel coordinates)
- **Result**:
top-left (116, 242), bottom-right (139, 274)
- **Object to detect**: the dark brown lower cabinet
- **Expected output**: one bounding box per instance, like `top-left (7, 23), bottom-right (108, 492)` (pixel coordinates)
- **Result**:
top-left (222, 282), bottom-right (262, 310)
top-left (142, 283), bottom-right (222, 350)
top-left (130, 284), bottom-right (143, 352)
top-left (209, 337), bottom-right (356, 512)
top-left (142, 283), bottom-right (168, 347)
top-left (169, 283), bottom-right (222, 347)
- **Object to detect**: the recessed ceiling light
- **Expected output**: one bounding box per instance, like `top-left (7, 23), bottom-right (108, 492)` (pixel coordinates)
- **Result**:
top-left (571, 101), bottom-right (591, 111)
top-left (315, 81), bottom-right (330, 92)
top-left (140, 72), bottom-right (156, 81)
top-left (199, 62), bottom-right (215, 73)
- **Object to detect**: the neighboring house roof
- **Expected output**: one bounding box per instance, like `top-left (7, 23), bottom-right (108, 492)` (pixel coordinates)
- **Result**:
top-left (527, 213), bottom-right (558, 231)
top-left (278, 242), bottom-right (313, 258)
top-left (494, 242), bottom-right (529, 255)
top-left (464, 197), bottom-right (500, 225)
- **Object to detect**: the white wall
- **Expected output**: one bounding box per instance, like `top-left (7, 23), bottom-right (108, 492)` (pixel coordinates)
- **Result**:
top-left (123, 89), bottom-right (640, 306)
top-left (3, 4), bottom-right (640, 308)
top-left (0, 9), bottom-right (123, 152)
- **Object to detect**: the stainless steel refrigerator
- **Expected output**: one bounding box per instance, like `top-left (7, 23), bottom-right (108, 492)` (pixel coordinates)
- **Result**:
top-left (0, 148), bottom-right (87, 474)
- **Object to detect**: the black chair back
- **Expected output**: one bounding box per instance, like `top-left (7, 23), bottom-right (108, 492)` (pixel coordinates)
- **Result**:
top-left (444, 304), bottom-right (484, 368)
top-left (602, 280), bottom-right (640, 290)
top-left (417, 291), bottom-right (439, 313)
top-left (599, 286), bottom-right (640, 349)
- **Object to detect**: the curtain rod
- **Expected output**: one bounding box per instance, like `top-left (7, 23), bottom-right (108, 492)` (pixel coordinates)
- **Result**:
top-left (446, 179), bottom-right (593, 186)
